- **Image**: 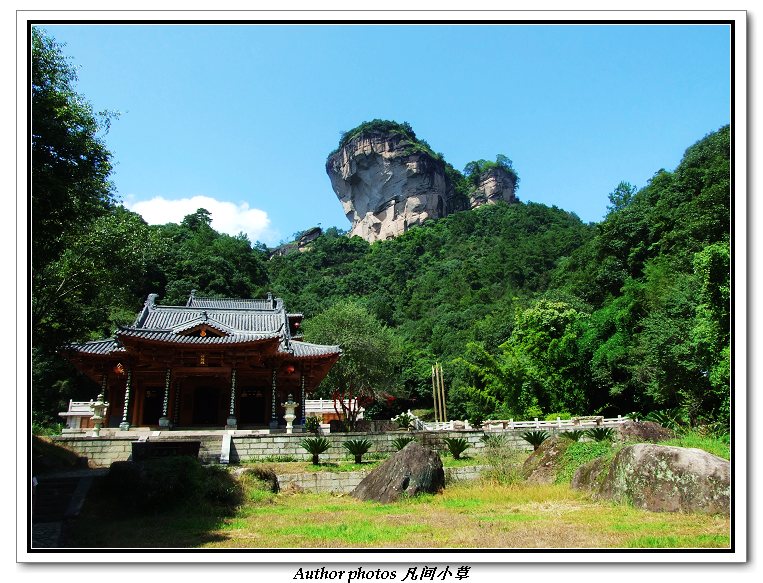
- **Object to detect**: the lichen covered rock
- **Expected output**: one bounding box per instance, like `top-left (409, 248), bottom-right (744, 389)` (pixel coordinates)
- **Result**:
top-left (521, 436), bottom-right (572, 484)
top-left (572, 444), bottom-right (730, 515)
top-left (351, 442), bottom-right (445, 503)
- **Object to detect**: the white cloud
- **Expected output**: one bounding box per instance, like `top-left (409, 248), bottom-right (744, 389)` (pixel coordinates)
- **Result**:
top-left (124, 195), bottom-right (278, 246)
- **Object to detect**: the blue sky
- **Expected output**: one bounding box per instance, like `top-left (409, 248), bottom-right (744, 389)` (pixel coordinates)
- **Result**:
top-left (40, 23), bottom-right (731, 246)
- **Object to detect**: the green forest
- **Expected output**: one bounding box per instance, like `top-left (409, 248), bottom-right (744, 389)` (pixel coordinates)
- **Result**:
top-left (31, 29), bottom-right (731, 437)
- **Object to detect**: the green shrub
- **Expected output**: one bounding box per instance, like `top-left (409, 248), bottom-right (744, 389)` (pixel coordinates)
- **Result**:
top-left (303, 416), bottom-right (321, 434)
top-left (343, 438), bottom-right (373, 464)
top-left (559, 430), bottom-right (585, 442)
top-left (554, 441), bottom-right (615, 485)
top-left (521, 430), bottom-right (550, 451)
top-left (442, 437), bottom-right (470, 460)
top-left (32, 421), bottom-right (64, 436)
top-left (645, 408), bottom-right (689, 433)
top-left (301, 437), bottom-right (331, 465)
top-left (102, 457), bottom-right (242, 514)
top-left (261, 455), bottom-right (298, 462)
top-left (391, 436), bottom-right (416, 451)
top-left (585, 427), bottom-right (616, 442)
top-left (544, 412), bottom-right (572, 421)
top-left (481, 446), bottom-right (524, 485)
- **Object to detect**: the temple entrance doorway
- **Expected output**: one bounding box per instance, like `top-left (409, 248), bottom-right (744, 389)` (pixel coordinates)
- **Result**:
top-left (238, 388), bottom-right (268, 425)
top-left (193, 386), bottom-right (221, 425)
top-left (141, 387), bottom-right (163, 425)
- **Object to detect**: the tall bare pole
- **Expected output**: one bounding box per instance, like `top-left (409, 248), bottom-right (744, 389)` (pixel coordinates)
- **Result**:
top-left (438, 362), bottom-right (447, 422)
top-left (432, 365), bottom-right (439, 423)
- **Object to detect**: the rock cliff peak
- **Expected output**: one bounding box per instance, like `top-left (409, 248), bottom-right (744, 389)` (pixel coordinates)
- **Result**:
top-left (326, 120), bottom-right (518, 242)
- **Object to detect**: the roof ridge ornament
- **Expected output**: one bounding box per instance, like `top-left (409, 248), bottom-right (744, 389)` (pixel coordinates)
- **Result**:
top-left (187, 289), bottom-right (196, 307)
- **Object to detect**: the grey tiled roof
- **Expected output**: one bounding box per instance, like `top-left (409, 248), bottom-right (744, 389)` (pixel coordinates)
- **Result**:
top-left (65, 339), bottom-right (126, 356)
top-left (286, 341), bottom-right (341, 358)
top-left (187, 297), bottom-right (282, 310)
top-left (117, 328), bottom-right (282, 345)
top-left (143, 309), bottom-right (285, 333)
top-left (65, 293), bottom-right (340, 360)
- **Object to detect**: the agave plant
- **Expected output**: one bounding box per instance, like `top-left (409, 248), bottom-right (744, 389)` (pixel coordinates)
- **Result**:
top-left (391, 436), bottom-right (416, 451)
top-left (443, 437), bottom-right (470, 460)
top-left (300, 436), bottom-right (331, 465)
top-left (343, 438), bottom-right (373, 464)
top-left (585, 427), bottom-right (616, 442)
top-left (559, 430), bottom-right (585, 442)
top-left (521, 430), bottom-right (550, 451)
top-left (394, 412), bottom-right (414, 430)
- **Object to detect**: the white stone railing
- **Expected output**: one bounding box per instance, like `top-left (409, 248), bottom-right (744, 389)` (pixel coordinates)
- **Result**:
top-left (481, 415), bottom-right (630, 431)
top-left (304, 398), bottom-right (364, 419)
top-left (392, 410), bottom-right (630, 432)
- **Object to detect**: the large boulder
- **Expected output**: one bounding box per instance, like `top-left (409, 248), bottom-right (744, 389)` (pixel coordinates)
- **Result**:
top-left (521, 436), bottom-right (572, 484)
top-left (572, 444), bottom-right (730, 515)
top-left (351, 442), bottom-right (445, 503)
top-left (617, 420), bottom-right (674, 442)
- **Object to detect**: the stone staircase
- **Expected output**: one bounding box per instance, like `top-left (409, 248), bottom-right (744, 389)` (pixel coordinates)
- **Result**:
top-left (32, 471), bottom-right (104, 548)
top-left (192, 434), bottom-right (225, 464)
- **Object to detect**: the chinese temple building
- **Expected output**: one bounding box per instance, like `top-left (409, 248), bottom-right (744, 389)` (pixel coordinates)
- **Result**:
top-left (61, 292), bottom-right (341, 430)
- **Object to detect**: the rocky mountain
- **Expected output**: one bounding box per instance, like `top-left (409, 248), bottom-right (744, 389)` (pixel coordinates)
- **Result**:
top-left (468, 166), bottom-right (517, 209)
top-left (325, 122), bottom-right (518, 243)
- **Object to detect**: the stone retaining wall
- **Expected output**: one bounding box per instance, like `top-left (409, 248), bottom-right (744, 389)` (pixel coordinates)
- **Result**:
top-left (229, 430), bottom-right (535, 463)
top-left (276, 465), bottom-right (487, 494)
top-left (53, 428), bottom-right (559, 468)
top-left (51, 434), bottom-right (224, 467)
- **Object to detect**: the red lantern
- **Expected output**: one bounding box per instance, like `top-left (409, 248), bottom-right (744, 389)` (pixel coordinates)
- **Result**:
top-left (294, 321), bottom-right (300, 329)
top-left (113, 363), bottom-right (125, 375)
top-left (285, 364), bottom-right (295, 374)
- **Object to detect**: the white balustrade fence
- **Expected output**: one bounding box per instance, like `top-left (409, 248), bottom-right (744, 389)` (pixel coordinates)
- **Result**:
top-left (393, 409), bottom-right (630, 432)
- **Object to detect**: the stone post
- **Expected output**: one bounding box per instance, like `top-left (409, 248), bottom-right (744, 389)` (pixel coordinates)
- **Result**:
top-left (119, 368), bottom-right (132, 431)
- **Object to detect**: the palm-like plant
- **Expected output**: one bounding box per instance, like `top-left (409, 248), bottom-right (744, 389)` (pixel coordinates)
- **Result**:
top-left (300, 437), bottom-right (331, 465)
top-left (585, 427), bottom-right (616, 442)
top-left (521, 430), bottom-right (550, 451)
top-left (343, 438), bottom-right (373, 464)
top-left (559, 430), bottom-right (585, 442)
top-left (443, 437), bottom-right (470, 460)
top-left (391, 436), bottom-right (416, 451)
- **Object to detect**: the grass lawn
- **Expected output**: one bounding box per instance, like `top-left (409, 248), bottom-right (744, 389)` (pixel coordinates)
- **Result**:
top-left (65, 476), bottom-right (729, 549)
